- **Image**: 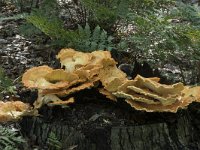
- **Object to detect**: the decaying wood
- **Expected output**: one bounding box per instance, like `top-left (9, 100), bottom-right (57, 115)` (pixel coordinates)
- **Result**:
top-left (20, 90), bottom-right (200, 150)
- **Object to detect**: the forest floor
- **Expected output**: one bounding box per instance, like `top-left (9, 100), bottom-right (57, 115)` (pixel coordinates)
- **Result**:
top-left (1, 2), bottom-right (200, 150)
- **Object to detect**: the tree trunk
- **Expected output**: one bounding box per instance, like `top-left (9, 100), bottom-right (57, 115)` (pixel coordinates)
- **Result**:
top-left (20, 89), bottom-right (200, 150)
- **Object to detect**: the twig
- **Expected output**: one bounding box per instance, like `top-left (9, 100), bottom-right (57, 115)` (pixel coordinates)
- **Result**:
top-left (13, 75), bottom-right (22, 84)
top-left (178, 64), bottom-right (186, 84)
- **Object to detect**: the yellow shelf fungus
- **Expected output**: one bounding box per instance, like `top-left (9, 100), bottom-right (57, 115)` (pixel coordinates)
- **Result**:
top-left (0, 101), bottom-right (36, 122)
top-left (21, 48), bottom-right (200, 113)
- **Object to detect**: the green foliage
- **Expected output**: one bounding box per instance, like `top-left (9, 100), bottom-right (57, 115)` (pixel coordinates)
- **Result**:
top-left (20, 0), bottom-right (200, 84)
top-left (128, 0), bottom-right (175, 12)
top-left (26, 6), bottom-right (114, 51)
top-left (19, 22), bottom-right (42, 37)
top-left (26, 10), bottom-right (71, 41)
top-left (0, 13), bottom-right (26, 22)
top-left (25, 0), bottom-right (64, 39)
top-left (0, 125), bottom-right (26, 150)
top-left (19, 22), bottom-right (50, 44)
top-left (81, 0), bottom-right (174, 29)
top-left (68, 23), bottom-right (114, 52)
top-left (47, 131), bottom-right (62, 150)
top-left (171, 2), bottom-right (200, 25)
top-left (25, 0), bottom-right (177, 52)
top-left (81, 0), bottom-right (130, 30)
top-left (10, 0), bottom-right (40, 12)
top-left (124, 1), bottom-right (200, 63)
top-left (20, 0), bottom-right (139, 50)
top-left (24, 0), bottom-right (75, 46)
top-left (0, 67), bottom-right (16, 99)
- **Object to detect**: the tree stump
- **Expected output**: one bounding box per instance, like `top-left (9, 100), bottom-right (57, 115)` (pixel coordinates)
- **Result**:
top-left (20, 89), bottom-right (200, 150)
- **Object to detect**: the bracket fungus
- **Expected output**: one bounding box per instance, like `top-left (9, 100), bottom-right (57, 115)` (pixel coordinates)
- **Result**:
top-left (98, 88), bottom-right (117, 101)
top-left (34, 94), bottom-right (74, 109)
top-left (22, 65), bottom-right (53, 89)
top-left (56, 48), bottom-right (93, 72)
top-left (115, 76), bottom-right (200, 112)
top-left (0, 100), bottom-right (36, 122)
top-left (21, 48), bottom-right (200, 113)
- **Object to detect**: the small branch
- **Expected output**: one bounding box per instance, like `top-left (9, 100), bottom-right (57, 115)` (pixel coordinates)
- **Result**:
top-left (178, 64), bottom-right (186, 84)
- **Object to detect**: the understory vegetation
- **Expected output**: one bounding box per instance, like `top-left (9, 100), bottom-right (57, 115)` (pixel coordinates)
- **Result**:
top-left (0, 124), bottom-right (27, 150)
top-left (0, 67), bottom-right (16, 99)
top-left (13, 0), bottom-right (200, 84)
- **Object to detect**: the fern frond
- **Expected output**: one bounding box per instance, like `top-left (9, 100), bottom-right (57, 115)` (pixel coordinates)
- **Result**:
top-left (0, 67), bottom-right (16, 98)
top-left (71, 24), bottom-right (114, 51)
top-left (47, 131), bottom-right (62, 150)
top-left (0, 13), bottom-right (27, 22)
top-left (0, 125), bottom-right (26, 150)
top-left (92, 25), bottom-right (101, 42)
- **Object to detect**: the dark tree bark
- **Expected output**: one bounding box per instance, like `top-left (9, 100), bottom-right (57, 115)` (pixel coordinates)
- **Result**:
top-left (20, 89), bottom-right (200, 150)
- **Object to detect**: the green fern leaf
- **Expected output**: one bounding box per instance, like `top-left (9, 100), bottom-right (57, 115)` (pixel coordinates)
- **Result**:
top-left (0, 125), bottom-right (26, 150)
top-left (85, 23), bottom-right (92, 38)
top-left (92, 25), bottom-right (101, 42)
